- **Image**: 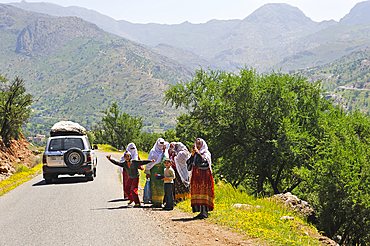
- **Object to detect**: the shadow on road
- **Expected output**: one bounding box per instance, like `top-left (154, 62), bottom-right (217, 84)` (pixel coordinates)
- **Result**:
top-left (108, 198), bottom-right (128, 203)
top-left (91, 206), bottom-right (133, 210)
top-left (172, 217), bottom-right (197, 222)
top-left (32, 176), bottom-right (88, 186)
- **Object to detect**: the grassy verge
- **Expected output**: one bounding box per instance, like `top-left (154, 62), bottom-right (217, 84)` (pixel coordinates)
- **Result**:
top-left (176, 182), bottom-right (320, 246)
top-left (0, 163), bottom-right (43, 197)
top-left (98, 144), bottom-right (120, 152)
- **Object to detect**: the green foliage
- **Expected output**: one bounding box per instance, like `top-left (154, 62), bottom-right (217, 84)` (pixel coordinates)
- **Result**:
top-left (166, 67), bottom-right (370, 243)
top-left (165, 67), bottom-right (330, 194)
top-left (0, 75), bottom-right (33, 144)
top-left (135, 131), bottom-right (161, 152)
top-left (92, 103), bottom-right (142, 150)
top-left (297, 108), bottom-right (370, 244)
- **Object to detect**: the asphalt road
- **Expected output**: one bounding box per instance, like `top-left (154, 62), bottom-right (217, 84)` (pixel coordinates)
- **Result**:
top-left (0, 152), bottom-right (169, 246)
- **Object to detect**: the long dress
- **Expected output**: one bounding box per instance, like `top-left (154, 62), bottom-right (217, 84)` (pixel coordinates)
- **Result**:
top-left (187, 138), bottom-right (214, 213)
top-left (109, 158), bottom-right (152, 204)
top-left (170, 142), bottom-right (191, 202)
top-left (145, 138), bottom-right (168, 205)
top-left (119, 143), bottom-right (140, 200)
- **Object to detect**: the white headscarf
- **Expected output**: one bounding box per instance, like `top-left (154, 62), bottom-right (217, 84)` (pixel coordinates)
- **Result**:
top-left (195, 138), bottom-right (212, 172)
top-left (145, 138), bottom-right (169, 172)
top-left (173, 142), bottom-right (191, 186)
top-left (120, 142), bottom-right (139, 161)
top-left (126, 142), bottom-right (139, 160)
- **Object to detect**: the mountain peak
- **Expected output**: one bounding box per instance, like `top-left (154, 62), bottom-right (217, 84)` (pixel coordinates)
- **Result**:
top-left (340, 1), bottom-right (370, 25)
top-left (244, 3), bottom-right (313, 25)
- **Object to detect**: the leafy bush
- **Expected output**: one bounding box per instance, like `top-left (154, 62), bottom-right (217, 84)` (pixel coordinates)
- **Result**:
top-left (0, 75), bottom-right (33, 145)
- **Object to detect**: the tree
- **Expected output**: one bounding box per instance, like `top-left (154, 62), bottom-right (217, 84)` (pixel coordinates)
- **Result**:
top-left (93, 103), bottom-right (142, 150)
top-left (135, 131), bottom-right (161, 152)
top-left (164, 67), bottom-right (330, 194)
top-left (0, 75), bottom-right (33, 145)
top-left (300, 108), bottom-right (370, 244)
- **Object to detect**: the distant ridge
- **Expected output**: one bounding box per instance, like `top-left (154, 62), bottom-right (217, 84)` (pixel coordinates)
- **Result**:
top-left (340, 1), bottom-right (370, 25)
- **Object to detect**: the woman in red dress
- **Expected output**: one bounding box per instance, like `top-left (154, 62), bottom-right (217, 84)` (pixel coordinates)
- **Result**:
top-left (187, 138), bottom-right (214, 219)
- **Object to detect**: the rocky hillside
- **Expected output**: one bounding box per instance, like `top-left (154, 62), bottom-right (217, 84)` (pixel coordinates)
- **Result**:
top-left (0, 136), bottom-right (35, 181)
top-left (16, 16), bottom-right (107, 57)
top-left (340, 1), bottom-right (370, 25)
top-left (303, 47), bottom-right (370, 114)
top-left (0, 4), bottom-right (192, 133)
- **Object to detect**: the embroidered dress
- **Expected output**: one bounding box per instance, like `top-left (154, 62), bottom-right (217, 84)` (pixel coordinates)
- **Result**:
top-left (187, 138), bottom-right (215, 213)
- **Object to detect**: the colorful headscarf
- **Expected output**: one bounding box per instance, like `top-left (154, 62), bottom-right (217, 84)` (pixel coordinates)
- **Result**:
top-left (195, 138), bottom-right (212, 172)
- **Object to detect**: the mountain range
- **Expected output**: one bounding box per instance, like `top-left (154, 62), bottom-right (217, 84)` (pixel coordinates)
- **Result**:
top-left (8, 1), bottom-right (370, 73)
top-left (2, 1), bottom-right (370, 135)
top-left (0, 4), bottom-right (191, 133)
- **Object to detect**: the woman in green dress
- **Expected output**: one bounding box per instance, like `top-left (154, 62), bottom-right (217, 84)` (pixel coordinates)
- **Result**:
top-left (144, 138), bottom-right (168, 205)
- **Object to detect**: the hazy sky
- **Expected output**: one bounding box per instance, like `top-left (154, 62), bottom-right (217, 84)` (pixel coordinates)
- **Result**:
top-left (0, 0), bottom-right (367, 24)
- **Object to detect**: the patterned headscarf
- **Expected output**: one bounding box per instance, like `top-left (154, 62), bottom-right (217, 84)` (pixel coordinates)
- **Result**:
top-left (195, 138), bottom-right (212, 171)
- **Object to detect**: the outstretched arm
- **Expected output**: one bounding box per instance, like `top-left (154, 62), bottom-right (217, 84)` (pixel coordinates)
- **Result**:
top-left (106, 155), bottom-right (127, 168)
top-left (131, 159), bottom-right (155, 169)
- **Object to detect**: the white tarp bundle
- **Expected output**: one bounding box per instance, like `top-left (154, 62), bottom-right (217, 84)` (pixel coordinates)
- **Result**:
top-left (50, 121), bottom-right (86, 135)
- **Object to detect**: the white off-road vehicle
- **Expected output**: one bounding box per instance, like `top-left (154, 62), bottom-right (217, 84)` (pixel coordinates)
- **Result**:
top-left (42, 121), bottom-right (97, 184)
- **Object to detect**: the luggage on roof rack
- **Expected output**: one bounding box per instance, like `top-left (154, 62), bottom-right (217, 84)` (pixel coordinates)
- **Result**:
top-left (50, 121), bottom-right (87, 137)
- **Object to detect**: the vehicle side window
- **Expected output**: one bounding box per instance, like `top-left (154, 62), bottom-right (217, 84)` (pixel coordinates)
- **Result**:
top-left (49, 139), bottom-right (62, 151)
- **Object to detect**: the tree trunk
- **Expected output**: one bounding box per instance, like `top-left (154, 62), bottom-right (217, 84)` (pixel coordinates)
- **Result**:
top-left (257, 174), bottom-right (265, 194)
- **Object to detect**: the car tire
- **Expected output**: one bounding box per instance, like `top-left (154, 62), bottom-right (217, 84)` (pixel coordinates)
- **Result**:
top-left (45, 178), bottom-right (53, 184)
top-left (64, 148), bottom-right (85, 169)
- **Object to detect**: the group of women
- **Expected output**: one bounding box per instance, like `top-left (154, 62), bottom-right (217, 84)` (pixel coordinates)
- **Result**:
top-left (118, 138), bottom-right (214, 219)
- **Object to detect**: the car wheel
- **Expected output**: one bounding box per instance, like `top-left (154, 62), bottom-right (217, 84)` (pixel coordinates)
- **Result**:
top-left (45, 178), bottom-right (53, 184)
top-left (93, 168), bottom-right (97, 177)
top-left (64, 148), bottom-right (85, 169)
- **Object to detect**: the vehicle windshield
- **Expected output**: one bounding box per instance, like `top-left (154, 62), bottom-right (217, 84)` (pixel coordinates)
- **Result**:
top-left (49, 138), bottom-right (84, 151)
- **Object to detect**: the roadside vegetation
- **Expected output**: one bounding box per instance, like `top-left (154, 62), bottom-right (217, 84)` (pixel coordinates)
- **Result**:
top-left (177, 183), bottom-right (320, 245)
top-left (0, 74), bottom-right (33, 145)
top-left (0, 164), bottom-right (42, 197)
